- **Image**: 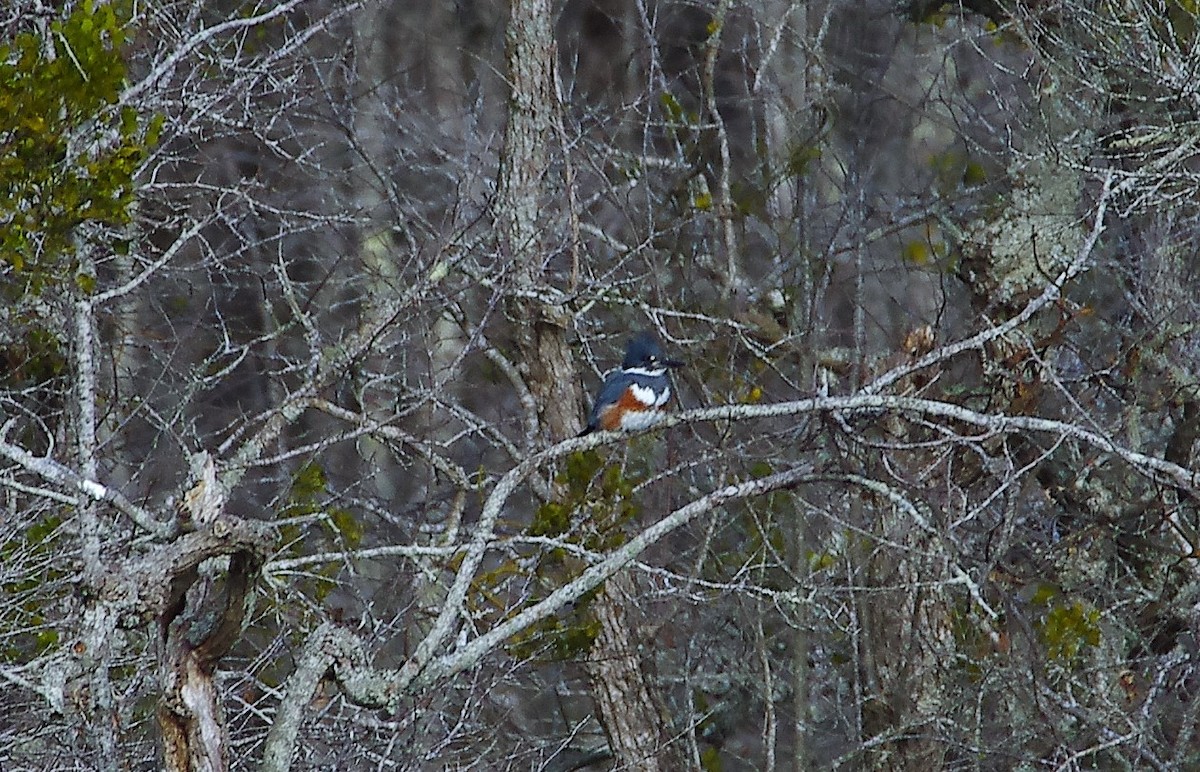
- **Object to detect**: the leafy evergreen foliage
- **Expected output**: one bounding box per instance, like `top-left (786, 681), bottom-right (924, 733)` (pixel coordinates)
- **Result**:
top-left (0, 0), bottom-right (161, 291)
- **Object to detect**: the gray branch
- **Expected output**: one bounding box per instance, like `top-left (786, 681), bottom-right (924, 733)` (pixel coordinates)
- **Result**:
top-left (0, 433), bottom-right (172, 537)
top-left (258, 465), bottom-right (814, 772)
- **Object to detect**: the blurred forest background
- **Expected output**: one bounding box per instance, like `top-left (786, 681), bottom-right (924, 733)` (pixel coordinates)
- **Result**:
top-left (4, 0), bottom-right (1200, 769)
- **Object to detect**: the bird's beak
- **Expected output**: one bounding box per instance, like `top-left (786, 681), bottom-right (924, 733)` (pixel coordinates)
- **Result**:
top-left (663, 358), bottom-right (684, 369)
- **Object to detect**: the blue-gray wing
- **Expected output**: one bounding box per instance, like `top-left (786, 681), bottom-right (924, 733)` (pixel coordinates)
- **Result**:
top-left (585, 372), bottom-right (632, 430)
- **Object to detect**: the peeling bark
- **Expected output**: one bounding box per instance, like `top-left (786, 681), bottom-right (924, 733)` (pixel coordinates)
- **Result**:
top-left (156, 542), bottom-right (269, 772)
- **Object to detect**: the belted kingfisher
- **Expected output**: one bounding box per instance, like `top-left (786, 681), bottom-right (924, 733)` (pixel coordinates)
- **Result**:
top-left (578, 332), bottom-right (683, 436)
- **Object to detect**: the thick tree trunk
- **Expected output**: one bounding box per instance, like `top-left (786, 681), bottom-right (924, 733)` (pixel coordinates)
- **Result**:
top-left (157, 549), bottom-right (261, 772)
top-left (586, 573), bottom-right (685, 771)
top-left (498, 1), bottom-right (680, 766)
top-left (497, 0), bottom-right (583, 439)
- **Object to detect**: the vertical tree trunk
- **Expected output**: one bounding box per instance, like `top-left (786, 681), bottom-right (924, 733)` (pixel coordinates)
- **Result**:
top-left (157, 548), bottom-right (262, 772)
top-left (586, 573), bottom-right (685, 770)
top-left (498, 0), bottom-right (582, 441)
top-left (155, 461), bottom-right (266, 772)
top-left (497, 0), bottom-right (681, 766)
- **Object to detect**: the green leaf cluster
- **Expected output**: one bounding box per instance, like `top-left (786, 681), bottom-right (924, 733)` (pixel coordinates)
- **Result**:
top-left (928, 149), bottom-right (987, 195)
top-left (1040, 600), bottom-right (1101, 664)
top-left (509, 453), bottom-right (645, 662)
top-left (529, 450), bottom-right (641, 546)
top-left (785, 142), bottom-right (821, 178)
top-left (1033, 585), bottom-right (1101, 666)
top-left (280, 462), bottom-right (364, 548)
top-left (1, 515), bottom-right (67, 659)
top-left (506, 588), bottom-right (602, 662)
top-left (277, 462), bottom-right (364, 602)
top-left (0, 0), bottom-right (161, 289)
top-left (659, 91), bottom-right (697, 127)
